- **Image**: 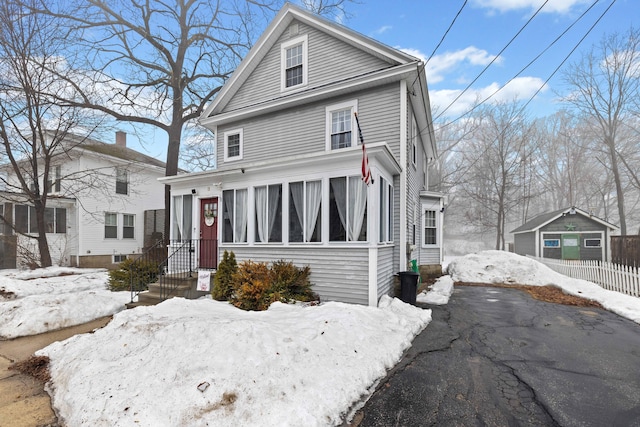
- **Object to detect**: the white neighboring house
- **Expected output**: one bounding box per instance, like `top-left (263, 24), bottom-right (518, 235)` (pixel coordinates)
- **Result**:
top-left (161, 4), bottom-right (445, 306)
top-left (0, 131), bottom-right (166, 269)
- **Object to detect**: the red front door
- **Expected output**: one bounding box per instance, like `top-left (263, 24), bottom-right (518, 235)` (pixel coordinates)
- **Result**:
top-left (200, 198), bottom-right (218, 269)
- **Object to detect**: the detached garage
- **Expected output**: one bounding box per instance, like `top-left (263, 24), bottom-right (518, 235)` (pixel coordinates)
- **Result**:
top-left (511, 207), bottom-right (619, 262)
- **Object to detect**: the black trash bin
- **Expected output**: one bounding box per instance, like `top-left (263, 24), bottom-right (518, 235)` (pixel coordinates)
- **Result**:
top-left (398, 271), bottom-right (419, 305)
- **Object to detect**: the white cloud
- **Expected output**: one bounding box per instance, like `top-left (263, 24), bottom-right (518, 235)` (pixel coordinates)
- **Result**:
top-left (372, 25), bottom-right (392, 35)
top-left (431, 76), bottom-right (548, 118)
top-left (402, 46), bottom-right (500, 84)
top-left (472, 0), bottom-right (590, 14)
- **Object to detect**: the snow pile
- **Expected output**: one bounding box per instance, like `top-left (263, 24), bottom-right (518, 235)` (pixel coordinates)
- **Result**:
top-left (0, 268), bottom-right (130, 339)
top-left (39, 296), bottom-right (431, 427)
top-left (417, 275), bottom-right (454, 305)
top-left (448, 250), bottom-right (640, 324)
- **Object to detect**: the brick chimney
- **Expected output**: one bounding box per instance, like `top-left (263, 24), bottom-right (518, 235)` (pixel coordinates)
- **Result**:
top-left (115, 131), bottom-right (127, 147)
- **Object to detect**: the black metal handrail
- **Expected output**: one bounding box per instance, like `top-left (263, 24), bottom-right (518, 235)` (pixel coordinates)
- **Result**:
top-left (129, 238), bottom-right (168, 303)
top-left (129, 238), bottom-right (218, 303)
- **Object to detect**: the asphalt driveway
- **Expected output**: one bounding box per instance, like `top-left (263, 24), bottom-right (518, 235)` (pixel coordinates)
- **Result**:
top-left (351, 285), bottom-right (640, 427)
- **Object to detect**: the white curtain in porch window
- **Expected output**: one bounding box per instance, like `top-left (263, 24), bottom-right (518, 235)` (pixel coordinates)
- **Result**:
top-left (331, 177), bottom-right (347, 236)
top-left (348, 177), bottom-right (367, 241)
top-left (256, 186), bottom-right (268, 242)
top-left (173, 195), bottom-right (183, 240)
top-left (305, 181), bottom-right (321, 241)
top-left (235, 189), bottom-right (248, 242)
top-left (291, 182), bottom-right (304, 238)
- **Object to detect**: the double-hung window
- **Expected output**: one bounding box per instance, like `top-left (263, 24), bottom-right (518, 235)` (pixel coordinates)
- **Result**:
top-left (47, 165), bottom-right (61, 194)
top-left (172, 194), bottom-right (192, 241)
top-left (423, 209), bottom-right (437, 245)
top-left (289, 180), bottom-right (322, 243)
top-left (326, 100), bottom-right (358, 150)
top-left (116, 168), bottom-right (128, 195)
top-left (224, 129), bottom-right (243, 162)
top-left (105, 213), bottom-right (118, 239)
top-left (281, 35), bottom-right (307, 90)
top-left (255, 184), bottom-right (282, 243)
top-left (379, 178), bottom-right (393, 243)
top-left (123, 214), bottom-right (135, 239)
top-left (222, 189), bottom-right (248, 243)
top-left (329, 176), bottom-right (367, 242)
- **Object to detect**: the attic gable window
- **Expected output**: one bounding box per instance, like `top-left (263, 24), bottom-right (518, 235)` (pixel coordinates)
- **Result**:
top-left (224, 129), bottom-right (243, 162)
top-left (326, 100), bottom-right (358, 151)
top-left (281, 35), bottom-right (308, 91)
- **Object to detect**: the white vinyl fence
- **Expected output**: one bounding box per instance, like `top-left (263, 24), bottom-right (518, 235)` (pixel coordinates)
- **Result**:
top-left (528, 256), bottom-right (640, 298)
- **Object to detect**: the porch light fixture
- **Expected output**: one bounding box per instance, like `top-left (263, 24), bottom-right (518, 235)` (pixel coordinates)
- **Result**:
top-left (191, 188), bottom-right (197, 194)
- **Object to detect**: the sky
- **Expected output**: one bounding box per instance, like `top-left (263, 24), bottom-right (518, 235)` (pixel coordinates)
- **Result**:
top-left (117, 0), bottom-right (637, 162)
top-left (346, 0), bottom-right (636, 123)
top-left (3, 251), bottom-right (640, 425)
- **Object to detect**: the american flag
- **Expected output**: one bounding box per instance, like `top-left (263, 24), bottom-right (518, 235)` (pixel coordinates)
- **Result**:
top-left (354, 112), bottom-right (372, 185)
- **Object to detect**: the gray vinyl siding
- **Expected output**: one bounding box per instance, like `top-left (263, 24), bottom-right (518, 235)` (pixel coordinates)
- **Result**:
top-left (217, 83), bottom-right (401, 167)
top-left (377, 246), bottom-right (395, 300)
top-left (514, 232), bottom-right (535, 256)
top-left (221, 246), bottom-right (369, 305)
top-left (225, 21), bottom-right (393, 112)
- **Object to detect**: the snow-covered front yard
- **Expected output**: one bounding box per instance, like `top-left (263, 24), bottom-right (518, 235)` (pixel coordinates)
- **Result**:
top-left (2, 251), bottom-right (640, 426)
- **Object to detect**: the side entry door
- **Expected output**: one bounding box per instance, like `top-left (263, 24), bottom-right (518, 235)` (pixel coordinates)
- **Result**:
top-left (561, 234), bottom-right (580, 260)
top-left (199, 198), bottom-right (218, 269)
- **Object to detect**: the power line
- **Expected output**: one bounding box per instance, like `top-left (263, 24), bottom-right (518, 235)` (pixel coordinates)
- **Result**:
top-left (433, 0), bottom-right (551, 121)
top-left (425, 0), bottom-right (467, 65)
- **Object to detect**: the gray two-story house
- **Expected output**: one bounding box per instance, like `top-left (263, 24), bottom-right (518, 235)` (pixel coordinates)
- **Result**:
top-left (161, 3), bottom-right (444, 305)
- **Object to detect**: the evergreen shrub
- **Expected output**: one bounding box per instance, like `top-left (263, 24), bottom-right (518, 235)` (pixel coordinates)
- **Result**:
top-left (211, 250), bottom-right (238, 301)
top-left (108, 258), bottom-right (159, 292)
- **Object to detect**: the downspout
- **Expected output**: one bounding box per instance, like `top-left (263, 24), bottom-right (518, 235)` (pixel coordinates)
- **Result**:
top-left (399, 80), bottom-right (408, 271)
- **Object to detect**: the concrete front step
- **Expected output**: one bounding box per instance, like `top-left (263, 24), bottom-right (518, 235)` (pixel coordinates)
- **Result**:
top-left (126, 271), bottom-right (215, 309)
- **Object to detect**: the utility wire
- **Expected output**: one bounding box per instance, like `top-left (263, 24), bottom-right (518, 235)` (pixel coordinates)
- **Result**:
top-left (433, 0), bottom-right (550, 121)
top-left (425, 0), bottom-right (467, 65)
top-left (436, 0), bottom-right (601, 132)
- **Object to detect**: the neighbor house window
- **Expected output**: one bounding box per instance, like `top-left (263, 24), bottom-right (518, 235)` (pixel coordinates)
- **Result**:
top-left (423, 209), bottom-right (437, 245)
top-left (0, 205), bottom-right (4, 235)
top-left (326, 100), bottom-right (358, 150)
top-left (47, 165), bottom-right (61, 194)
top-left (281, 35), bottom-right (307, 90)
top-left (379, 178), bottom-right (393, 243)
top-left (289, 180), bottom-right (322, 243)
top-left (329, 176), bottom-right (367, 242)
top-left (584, 238), bottom-right (601, 248)
top-left (12, 205), bottom-right (65, 234)
top-left (116, 168), bottom-right (128, 195)
top-left (255, 184), bottom-right (282, 243)
top-left (172, 194), bottom-right (192, 241)
top-left (113, 254), bottom-right (127, 263)
top-left (222, 189), bottom-right (248, 243)
top-left (123, 214), bottom-right (135, 239)
top-left (224, 129), bottom-right (243, 162)
top-left (544, 239), bottom-right (560, 247)
top-left (105, 212), bottom-right (118, 239)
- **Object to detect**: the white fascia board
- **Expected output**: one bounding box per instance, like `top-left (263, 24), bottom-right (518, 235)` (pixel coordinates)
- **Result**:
top-left (200, 63), bottom-right (418, 129)
top-left (160, 142), bottom-right (400, 186)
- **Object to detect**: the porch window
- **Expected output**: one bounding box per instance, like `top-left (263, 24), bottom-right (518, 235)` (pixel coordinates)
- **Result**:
top-left (326, 100), bottom-right (358, 150)
top-left (379, 178), bottom-right (393, 243)
top-left (222, 189), bottom-right (247, 243)
top-left (289, 180), bottom-right (322, 243)
top-left (255, 184), bottom-right (282, 243)
top-left (172, 194), bottom-right (193, 241)
top-left (56, 208), bottom-right (66, 233)
top-left (281, 35), bottom-right (307, 90)
top-left (123, 214), bottom-right (135, 239)
top-left (423, 209), bottom-right (437, 245)
top-left (116, 168), bottom-right (128, 195)
top-left (329, 176), bottom-right (367, 242)
top-left (105, 213), bottom-right (118, 239)
top-left (224, 129), bottom-right (243, 162)
top-left (15, 205), bottom-right (28, 233)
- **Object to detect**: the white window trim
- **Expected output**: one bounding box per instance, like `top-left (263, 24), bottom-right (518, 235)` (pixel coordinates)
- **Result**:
top-left (421, 204), bottom-right (439, 248)
top-left (584, 238), bottom-right (602, 248)
top-left (223, 128), bottom-right (243, 162)
top-left (325, 99), bottom-right (358, 151)
top-left (544, 239), bottom-right (560, 247)
top-left (280, 34), bottom-right (308, 91)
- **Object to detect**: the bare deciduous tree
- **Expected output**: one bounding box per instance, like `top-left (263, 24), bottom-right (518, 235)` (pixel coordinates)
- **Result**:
top-left (562, 27), bottom-right (640, 235)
